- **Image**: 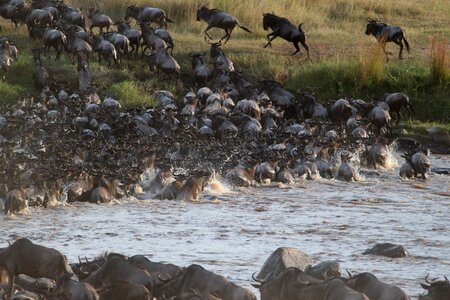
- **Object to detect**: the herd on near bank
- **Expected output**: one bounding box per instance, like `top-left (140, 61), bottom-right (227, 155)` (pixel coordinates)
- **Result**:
top-left (0, 239), bottom-right (449, 300)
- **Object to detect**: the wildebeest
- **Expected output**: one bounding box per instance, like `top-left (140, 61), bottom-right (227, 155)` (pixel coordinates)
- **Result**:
top-left (91, 35), bottom-right (117, 66)
top-left (58, 4), bottom-right (85, 30)
top-left (115, 20), bottom-right (141, 58)
top-left (366, 137), bottom-right (395, 169)
top-left (0, 1), bottom-right (23, 28)
top-left (139, 22), bottom-right (167, 55)
top-left (102, 31), bottom-right (130, 64)
top-left (345, 272), bottom-right (410, 300)
top-left (85, 255), bottom-right (155, 295)
top-left (76, 54), bottom-right (92, 93)
top-left (4, 187), bottom-right (27, 214)
top-left (300, 93), bottom-right (328, 120)
top-left (175, 171), bottom-right (210, 201)
top-left (419, 275), bottom-right (450, 300)
top-left (251, 267), bottom-right (322, 300)
top-left (98, 281), bottom-right (152, 300)
top-left (31, 48), bottom-right (49, 89)
top-left (196, 4), bottom-right (252, 43)
top-left (42, 27), bottom-right (67, 60)
top-left (0, 238), bottom-right (74, 299)
top-left (382, 92), bottom-right (413, 121)
top-left (336, 150), bottom-right (358, 182)
top-left (87, 8), bottom-right (112, 33)
top-left (25, 8), bottom-right (53, 37)
top-left (129, 255), bottom-right (184, 297)
top-left (146, 47), bottom-right (180, 77)
top-left (160, 264), bottom-right (256, 300)
top-left (0, 38), bottom-right (18, 79)
top-left (189, 52), bottom-right (212, 85)
top-left (209, 42), bottom-right (234, 73)
top-left (403, 149), bottom-right (431, 179)
top-left (365, 19), bottom-right (410, 59)
top-left (125, 4), bottom-right (173, 29)
top-left (262, 13), bottom-right (309, 58)
top-left (50, 273), bottom-right (99, 300)
top-left (152, 27), bottom-right (174, 55)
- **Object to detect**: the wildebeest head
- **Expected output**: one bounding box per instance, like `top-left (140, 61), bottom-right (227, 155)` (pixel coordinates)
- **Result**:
top-left (365, 19), bottom-right (384, 36)
top-left (125, 4), bottom-right (137, 20)
top-left (209, 42), bottom-right (223, 58)
top-left (196, 4), bottom-right (209, 22)
top-left (419, 275), bottom-right (450, 300)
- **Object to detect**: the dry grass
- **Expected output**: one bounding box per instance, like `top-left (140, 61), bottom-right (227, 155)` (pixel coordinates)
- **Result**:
top-left (0, 0), bottom-right (448, 121)
top-left (429, 36), bottom-right (449, 85)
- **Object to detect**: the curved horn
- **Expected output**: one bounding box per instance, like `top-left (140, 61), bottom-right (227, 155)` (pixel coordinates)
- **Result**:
top-left (444, 276), bottom-right (448, 283)
top-left (425, 274), bottom-right (431, 284)
top-left (251, 272), bottom-right (263, 283)
top-left (158, 273), bottom-right (172, 283)
top-left (346, 269), bottom-right (352, 279)
top-left (297, 276), bottom-right (310, 285)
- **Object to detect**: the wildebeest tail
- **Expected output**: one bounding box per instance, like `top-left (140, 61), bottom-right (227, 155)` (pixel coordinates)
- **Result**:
top-left (403, 35), bottom-right (410, 53)
top-left (165, 16), bottom-right (174, 23)
top-left (238, 23), bottom-right (252, 33)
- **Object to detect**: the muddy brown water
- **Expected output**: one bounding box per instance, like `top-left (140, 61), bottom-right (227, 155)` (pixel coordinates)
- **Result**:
top-left (1, 154), bottom-right (449, 299)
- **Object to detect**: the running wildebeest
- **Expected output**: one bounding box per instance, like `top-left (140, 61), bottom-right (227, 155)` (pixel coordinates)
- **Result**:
top-left (262, 13), bottom-right (309, 58)
top-left (196, 4), bottom-right (252, 44)
top-left (365, 19), bottom-right (410, 60)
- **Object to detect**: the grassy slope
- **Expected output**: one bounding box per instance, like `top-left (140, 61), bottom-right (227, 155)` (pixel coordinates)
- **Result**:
top-left (0, 0), bottom-right (448, 122)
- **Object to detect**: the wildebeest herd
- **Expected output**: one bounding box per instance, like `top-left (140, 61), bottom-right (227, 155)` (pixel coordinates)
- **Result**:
top-left (0, 0), bottom-right (429, 210)
top-left (1, 239), bottom-right (449, 300)
top-left (0, 1), bottom-right (446, 299)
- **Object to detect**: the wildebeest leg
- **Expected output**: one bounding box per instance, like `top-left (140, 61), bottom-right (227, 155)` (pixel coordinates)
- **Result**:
top-left (300, 40), bottom-right (310, 59)
top-left (204, 25), bottom-right (214, 41)
top-left (292, 42), bottom-right (300, 55)
top-left (98, 53), bottom-right (102, 64)
top-left (221, 28), bottom-right (233, 44)
top-left (263, 33), bottom-right (277, 48)
top-left (379, 41), bottom-right (390, 61)
top-left (394, 39), bottom-right (404, 59)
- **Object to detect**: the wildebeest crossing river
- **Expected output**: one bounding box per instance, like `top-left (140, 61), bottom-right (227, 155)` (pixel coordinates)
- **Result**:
top-left (1, 154), bottom-right (448, 299)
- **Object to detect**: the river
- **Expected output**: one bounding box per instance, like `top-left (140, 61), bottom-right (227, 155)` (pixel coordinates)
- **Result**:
top-left (1, 154), bottom-right (449, 299)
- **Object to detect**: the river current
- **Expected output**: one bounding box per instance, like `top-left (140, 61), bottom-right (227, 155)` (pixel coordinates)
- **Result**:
top-left (1, 154), bottom-right (449, 299)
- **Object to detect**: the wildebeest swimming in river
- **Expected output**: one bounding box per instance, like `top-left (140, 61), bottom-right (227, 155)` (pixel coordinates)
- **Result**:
top-left (365, 19), bottom-right (410, 60)
top-left (262, 13), bottom-right (309, 58)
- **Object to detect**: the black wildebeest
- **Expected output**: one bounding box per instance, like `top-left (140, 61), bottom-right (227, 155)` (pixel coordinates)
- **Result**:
top-left (262, 13), bottom-right (309, 58)
top-left (365, 19), bottom-right (410, 60)
top-left (196, 4), bottom-right (252, 44)
top-left (0, 238), bottom-right (74, 299)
